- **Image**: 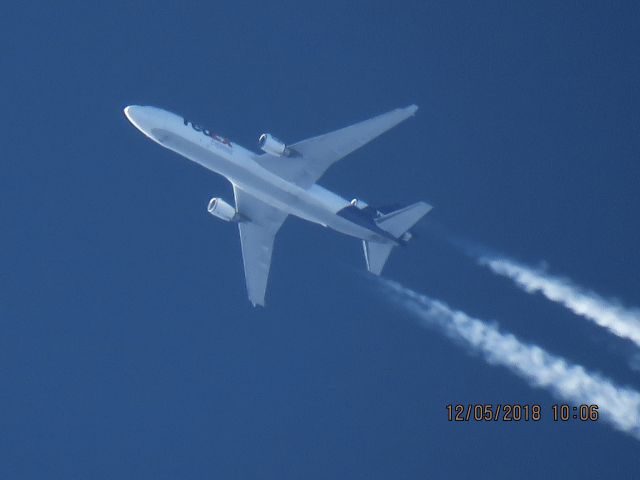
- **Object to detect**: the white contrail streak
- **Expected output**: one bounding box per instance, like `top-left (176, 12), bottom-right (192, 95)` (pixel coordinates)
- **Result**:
top-left (380, 278), bottom-right (640, 438)
top-left (478, 256), bottom-right (640, 348)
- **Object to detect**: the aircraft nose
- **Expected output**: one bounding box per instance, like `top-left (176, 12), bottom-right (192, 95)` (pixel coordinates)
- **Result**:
top-left (124, 105), bottom-right (141, 124)
top-left (124, 105), bottom-right (158, 135)
top-left (124, 105), bottom-right (174, 142)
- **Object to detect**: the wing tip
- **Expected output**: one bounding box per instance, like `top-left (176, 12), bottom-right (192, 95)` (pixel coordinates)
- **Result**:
top-left (417, 200), bottom-right (433, 213)
top-left (250, 297), bottom-right (266, 308)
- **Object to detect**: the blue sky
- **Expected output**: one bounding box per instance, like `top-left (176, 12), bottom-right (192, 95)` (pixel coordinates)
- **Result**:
top-left (2, 1), bottom-right (640, 478)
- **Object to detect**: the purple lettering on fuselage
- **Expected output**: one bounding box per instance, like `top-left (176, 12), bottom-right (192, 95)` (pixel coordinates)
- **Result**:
top-left (183, 119), bottom-right (232, 147)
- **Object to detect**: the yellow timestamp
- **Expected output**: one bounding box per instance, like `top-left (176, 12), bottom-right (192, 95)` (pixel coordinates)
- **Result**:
top-left (552, 404), bottom-right (599, 421)
top-left (446, 404), bottom-right (600, 422)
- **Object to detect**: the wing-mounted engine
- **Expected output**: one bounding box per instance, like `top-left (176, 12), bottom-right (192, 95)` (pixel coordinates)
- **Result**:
top-left (207, 197), bottom-right (240, 222)
top-left (258, 133), bottom-right (298, 157)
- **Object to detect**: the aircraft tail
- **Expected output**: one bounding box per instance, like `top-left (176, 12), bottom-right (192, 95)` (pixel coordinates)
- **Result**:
top-left (363, 241), bottom-right (395, 275)
top-left (363, 201), bottom-right (433, 275)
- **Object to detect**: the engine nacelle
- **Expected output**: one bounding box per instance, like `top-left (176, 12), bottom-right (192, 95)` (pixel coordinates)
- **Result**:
top-left (258, 133), bottom-right (290, 156)
top-left (207, 197), bottom-right (239, 222)
top-left (350, 198), bottom-right (369, 209)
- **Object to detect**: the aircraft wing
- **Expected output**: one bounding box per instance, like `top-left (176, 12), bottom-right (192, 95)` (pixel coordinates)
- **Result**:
top-left (233, 185), bottom-right (288, 306)
top-left (256, 105), bottom-right (418, 189)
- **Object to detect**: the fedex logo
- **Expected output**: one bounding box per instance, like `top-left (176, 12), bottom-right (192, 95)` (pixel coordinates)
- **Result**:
top-left (183, 118), bottom-right (232, 147)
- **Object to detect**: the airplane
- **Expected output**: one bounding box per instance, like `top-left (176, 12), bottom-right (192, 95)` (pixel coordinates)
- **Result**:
top-left (124, 104), bottom-right (432, 306)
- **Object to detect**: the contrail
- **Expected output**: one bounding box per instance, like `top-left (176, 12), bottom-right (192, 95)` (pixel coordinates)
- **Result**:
top-left (477, 255), bottom-right (640, 348)
top-left (380, 278), bottom-right (640, 439)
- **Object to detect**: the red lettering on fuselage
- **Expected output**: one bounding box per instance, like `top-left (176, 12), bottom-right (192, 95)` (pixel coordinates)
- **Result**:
top-left (183, 118), bottom-right (232, 148)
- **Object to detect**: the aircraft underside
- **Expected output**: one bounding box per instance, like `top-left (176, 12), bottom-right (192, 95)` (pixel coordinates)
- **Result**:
top-left (125, 104), bottom-right (432, 305)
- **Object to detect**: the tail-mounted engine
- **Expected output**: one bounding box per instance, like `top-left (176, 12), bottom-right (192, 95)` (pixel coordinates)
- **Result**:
top-left (258, 133), bottom-right (294, 156)
top-left (351, 198), bottom-right (385, 218)
top-left (207, 197), bottom-right (239, 222)
top-left (350, 198), bottom-right (369, 209)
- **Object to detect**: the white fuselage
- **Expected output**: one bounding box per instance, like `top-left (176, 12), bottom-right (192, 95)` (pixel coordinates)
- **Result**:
top-left (124, 106), bottom-right (392, 243)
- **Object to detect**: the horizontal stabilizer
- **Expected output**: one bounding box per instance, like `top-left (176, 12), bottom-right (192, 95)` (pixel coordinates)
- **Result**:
top-left (363, 241), bottom-right (394, 276)
top-left (375, 201), bottom-right (432, 238)
top-left (363, 201), bottom-right (432, 275)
